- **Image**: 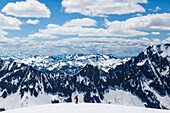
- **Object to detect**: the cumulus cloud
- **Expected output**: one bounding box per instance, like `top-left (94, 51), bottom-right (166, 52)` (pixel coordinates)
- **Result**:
top-left (104, 13), bottom-right (170, 37)
top-left (149, 6), bottom-right (161, 12)
top-left (0, 13), bottom-right (22, 30)
top-left (63, 18), bottom-right (97, 27)
top-left (29, 33), bottom-right (58, 39)
top-left (61, 0), bottom-right (147, 17)
top-left (155, 6), bottom-right (161, 12)
top-left (31, 17), bottom-right (142, 37)
top-left (1, 0), bottom-right (51, 18)
top-left (0, 30), bottom-right (8, 37)
top-left (151, 32), bottom-right (160, 35)
top-left (26, 19), bottom-right (40, 25)
top-left (136, 14), bottom-right (143, 17)
top-left (30, 13), bottom-right (170, 38)
top-left (30, 18), bottom-right (105, 37)
top-left (106, 13), bottom-right (170, 30)
top-left (0, 13), bottom-right (22, 37)
top-left (38, 23), bottom-right (108, 36)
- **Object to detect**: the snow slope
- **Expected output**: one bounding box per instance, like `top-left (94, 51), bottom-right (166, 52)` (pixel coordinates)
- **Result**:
top-left (3, 103), bottom-right (170, 113)
top-left (0, 87), bottom-right (144, 110)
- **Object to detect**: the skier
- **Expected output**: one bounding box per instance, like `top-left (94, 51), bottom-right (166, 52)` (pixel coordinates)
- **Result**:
top-left (74, 95), bottom-right (78, 104)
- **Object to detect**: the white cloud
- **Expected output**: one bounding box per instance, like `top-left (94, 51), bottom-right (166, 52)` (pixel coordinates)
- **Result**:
top-left (0, 13), bottom-right (22, 30)
top-left (0, 13), bottom-right (22, 37)
top-left (106, 13), bottom-right (170, 31)
top-left (37, 23), bottom-right (110, 37)
top-left (30, 13), bottom-right (170, 38)
top-left (136, 14), bottom-right (143, 17)
top-left (31, 17), bottom-right (148, 37)
top-left (61, 0), bottom-right (147, 17)
top-left (0, 30), bottom-right (8, 35)
top-left (26, 19), bottom-right (40, 25)
top-left (151, 32), bottom-right (160, 35)
top-left (2, 0), bottom-right (51, 18)
top-left (163, 37), bottom-right (170, 43)
top-left (30, 18), bottom-right (105, 37)
top-left (105, 13), bottom-right (170, 36)
top-left (149, 6), bottom-right (161, 12)
top-left (155, 6), bottom-right (161, 12)
top-left (29, 33), bottom-right (58, 39)
top-left (63, 18), bottom-right (97, 27)
top-left (0, 30), bottom-right (8, 37)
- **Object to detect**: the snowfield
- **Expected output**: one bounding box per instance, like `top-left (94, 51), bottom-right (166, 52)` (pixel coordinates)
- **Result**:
top-left (3, 103), bottom-right (170, 113)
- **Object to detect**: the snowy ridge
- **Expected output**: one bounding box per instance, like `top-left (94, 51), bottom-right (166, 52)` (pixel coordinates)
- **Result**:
top-left (151, 44), bottom-right (170, 59)
top-left (3, 103), bottom-right (170, 113)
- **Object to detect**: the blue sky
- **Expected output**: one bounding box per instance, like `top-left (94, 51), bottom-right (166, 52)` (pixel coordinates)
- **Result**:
top-left (0, 0), bottom-right (170, 56)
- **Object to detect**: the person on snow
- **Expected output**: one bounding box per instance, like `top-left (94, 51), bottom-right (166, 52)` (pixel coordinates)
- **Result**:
top-left (74, 95), bottom-right (78, 104)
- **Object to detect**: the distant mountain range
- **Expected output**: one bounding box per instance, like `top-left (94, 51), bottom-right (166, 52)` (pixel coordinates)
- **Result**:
top-left (0, 43), bottom-right (169, 110)
top-left (0, 54), bottom-right (130, 75)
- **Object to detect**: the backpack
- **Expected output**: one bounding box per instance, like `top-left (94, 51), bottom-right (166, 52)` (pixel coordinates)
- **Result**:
top-left (74, 95), bottom-right (78, 99)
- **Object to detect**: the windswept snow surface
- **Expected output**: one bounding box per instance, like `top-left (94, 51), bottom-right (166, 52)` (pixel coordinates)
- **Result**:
top-left (3, 103), bottom-right (170, 113)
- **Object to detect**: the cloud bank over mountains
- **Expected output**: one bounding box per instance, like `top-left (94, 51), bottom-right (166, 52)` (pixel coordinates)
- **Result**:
top-left (0, 36), bottom-right (168, 56)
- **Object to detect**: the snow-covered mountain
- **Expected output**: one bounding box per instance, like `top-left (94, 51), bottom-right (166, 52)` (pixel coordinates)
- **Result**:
top-left (0, 43), bottom-right (169, 111)
top-left (106, 43), bottom-right (170, 109)
top-left (0, 54), bottom-right (129, 75)
top-left (3, 103), bottom-right (170, 113)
